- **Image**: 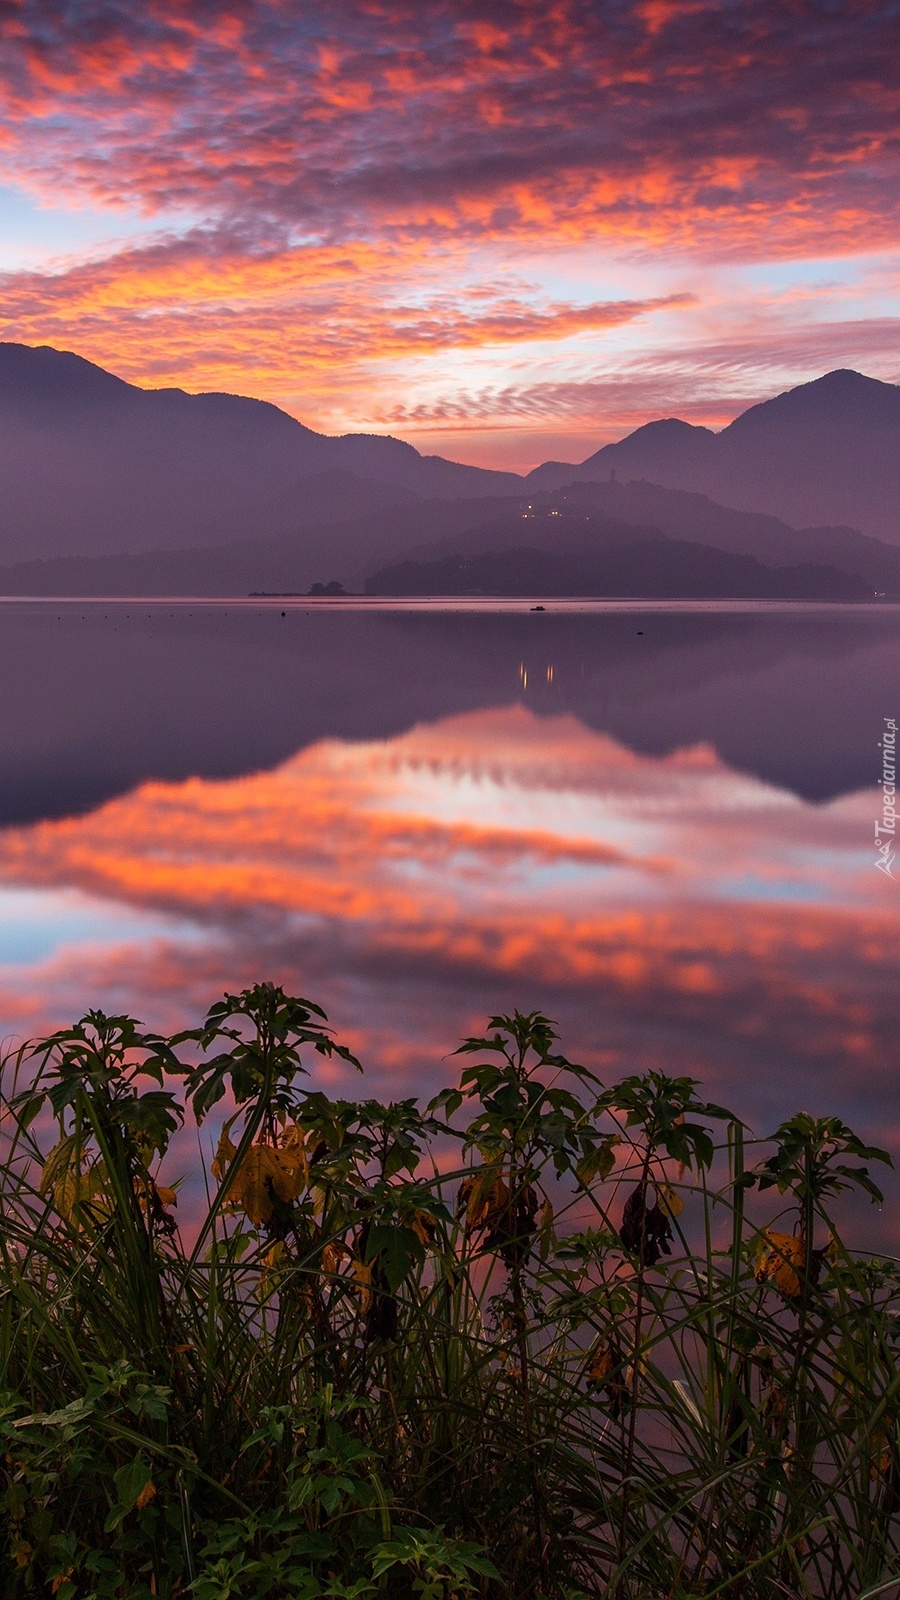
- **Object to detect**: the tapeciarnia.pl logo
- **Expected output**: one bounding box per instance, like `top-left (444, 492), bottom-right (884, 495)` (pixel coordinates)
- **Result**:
top-left (875, 717), bottom-right (896, 876)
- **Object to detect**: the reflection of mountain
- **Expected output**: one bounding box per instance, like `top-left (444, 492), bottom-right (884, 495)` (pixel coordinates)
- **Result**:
top-left (2, 603), bottom-right (898, 825)
top-left (1, 704), bottom-right (897, 1204)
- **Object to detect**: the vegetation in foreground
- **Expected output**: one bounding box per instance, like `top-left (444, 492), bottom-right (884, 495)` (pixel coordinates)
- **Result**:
top-left (0, 984), bottom-right (897, 1599)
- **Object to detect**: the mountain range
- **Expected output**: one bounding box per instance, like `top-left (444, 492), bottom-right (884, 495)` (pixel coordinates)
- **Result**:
top-left (527, 368), bottom-right (900, 541)
top-left (0, 342), bottom-right (898, 597)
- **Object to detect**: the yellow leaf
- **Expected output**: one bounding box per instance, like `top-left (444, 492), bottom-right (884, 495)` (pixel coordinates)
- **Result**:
top-left (53, 1168), bottom-right (84, 1221)
top-left (755, 1230), bottom-right (804, 1297)
top-left (575, 1137), bottom-right (620, 1186)
top-left (53, 1162), bottom-right (109, 1223)
top-left (135, 1479), bottom-right (157, 1510)
top-left (235, 1146), bottom-right (281, 1227)
top-left (587, 1344), bottom-right (614, 1388)
top-left (411, 1210), bottom-right (437, 1247)
top-left (134, 1176), bottom-right (178, 1212)
top-left (658, 1184), bottom-right (685, 1218)
top-left (39, 1136), bottom-right (79, 1197)
top-left (351, 1258), bottom-right (372, 1312)
top-left (321, 1241), bottom-right (345, 1275)
top-left (278, 1123), bottom-right (311, 1189)
top-left (458, 1165), bottom-right (508, 1232)
top-left (211, 1114), bottom-right (239, 1184)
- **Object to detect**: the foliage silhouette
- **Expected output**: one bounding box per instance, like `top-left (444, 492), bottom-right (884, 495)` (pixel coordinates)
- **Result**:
top-left (0, 987), bottom-right (897, 1598)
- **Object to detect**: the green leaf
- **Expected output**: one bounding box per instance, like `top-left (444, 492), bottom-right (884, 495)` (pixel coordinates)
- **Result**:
top-left (365, 1224), bottom-right (426, 1291)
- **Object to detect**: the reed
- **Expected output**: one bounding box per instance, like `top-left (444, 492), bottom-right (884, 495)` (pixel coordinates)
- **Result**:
top-left (0, 984), bottom-right (896, 1599)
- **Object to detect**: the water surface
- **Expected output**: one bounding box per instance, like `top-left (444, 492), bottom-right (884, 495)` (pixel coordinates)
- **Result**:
top-left (1, 598), bottom-right (897, 1214)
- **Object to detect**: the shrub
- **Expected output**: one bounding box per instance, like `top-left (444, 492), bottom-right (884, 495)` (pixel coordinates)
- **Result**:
top-left (0, 984), bottom-right (897, 1598)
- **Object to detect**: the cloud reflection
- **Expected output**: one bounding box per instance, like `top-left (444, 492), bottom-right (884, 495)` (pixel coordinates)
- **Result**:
top-left (0, 706), bottom-right (896, 1180)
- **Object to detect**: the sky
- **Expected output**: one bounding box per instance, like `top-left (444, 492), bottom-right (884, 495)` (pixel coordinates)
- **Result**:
top-left (0, 1), bottom-right (899, 468)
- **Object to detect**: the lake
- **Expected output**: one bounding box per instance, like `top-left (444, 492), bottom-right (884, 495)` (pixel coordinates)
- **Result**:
top-left (1, 597), bottom-right (898, 1227)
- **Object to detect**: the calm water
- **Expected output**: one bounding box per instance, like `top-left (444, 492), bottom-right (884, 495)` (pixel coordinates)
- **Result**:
top-left (1, 598), bottom-right (898, 1215)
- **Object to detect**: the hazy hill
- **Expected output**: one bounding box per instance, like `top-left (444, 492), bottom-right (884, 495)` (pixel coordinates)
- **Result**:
top-left (0, 342), bottom-right (521, 562)
top-left (0, 494), bottom-right (527, 596)
top-left (3, 477), bottom-right (899, 598)
top-left (528, 371), bottom-right (900, 542)
top-left (2, 345), bottom-right (898, 586)
top-left (399, 480), bottom-right (900, 592)
top-left (364, 540), bottom-right (869, 601)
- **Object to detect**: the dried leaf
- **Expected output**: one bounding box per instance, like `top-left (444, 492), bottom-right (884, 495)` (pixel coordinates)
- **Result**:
top-left (619, 1185), bottom-right (673, 1266)
top-left (277, 1122), bottom-right (311, 1188)
top-left (658, 1183), bottom-right (684, 1218)
top-left (235, 1146), bottom-right (287, 1227)
top-left (410, 1210), bottom-right (438, 1247)
top-left (211, 1114), bottom-right (239, 1184)
top-left (457, 1166), bottom-right (538, 1265)
top-left (587, 1340), bottom-right (629, 1418)
top-left (754, 1230), bottom-right (805, 1298)
top-left (351, 1258), bottom-right (373, 1313)
top-left (587, 1344), bottom-right (615, 1388)
top-left (458, 1165), bottom-right (508, 1231)
top-left (575, 1137), bottom-right (619, 1186)
top-left (135, 1479), bottom-right (157, 1510)
top-left (321, 1242), bottom-right (345, 1275)
top-left (39, 1136), bottom-right (79, 1196)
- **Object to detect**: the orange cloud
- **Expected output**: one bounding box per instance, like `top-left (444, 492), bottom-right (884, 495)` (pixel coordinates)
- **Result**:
top-left (0, 1), bottom-right (897, 451)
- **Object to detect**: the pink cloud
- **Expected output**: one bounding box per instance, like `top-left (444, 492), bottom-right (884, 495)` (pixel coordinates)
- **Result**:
top-left (0, 3), bottom-right (898, 458)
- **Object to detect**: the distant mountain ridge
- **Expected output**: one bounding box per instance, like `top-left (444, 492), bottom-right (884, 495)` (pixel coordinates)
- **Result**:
top-left (3, 475), bottom-right (898, 600)
top-left (1, 344), bottom-right (898, 590)
top-left (364, 541), bottom-right (868, 601)
top-left (402, 480), bottom-right (900, 590)
top-left (529, 370), bottom-right (900, 542)
top-left (0, 342), bottom-right (520, 563)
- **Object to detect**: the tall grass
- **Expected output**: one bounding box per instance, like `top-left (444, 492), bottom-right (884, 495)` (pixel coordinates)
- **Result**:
top-left (0, 984), bottom-right (897, 1599)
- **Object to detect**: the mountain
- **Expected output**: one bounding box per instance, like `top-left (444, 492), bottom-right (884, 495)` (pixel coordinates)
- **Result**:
top-left (0, 342), bottom-right (521, 562)
top-left (3, 477), bottom-right (899, 598)
top-left (364, 540), bottom-right (869, 600)
top-left (0, 494), bottom-right (528, 596)
top-left (2, 346), bottom-right (898, 584)
top-left (395, 479), bottom-right (900, 592)
top-left (528, 371), bottom-right (900, 542)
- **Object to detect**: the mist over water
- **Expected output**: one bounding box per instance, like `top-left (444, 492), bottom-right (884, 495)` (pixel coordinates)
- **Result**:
top-left (1, 598), bottom-right (897, 1232)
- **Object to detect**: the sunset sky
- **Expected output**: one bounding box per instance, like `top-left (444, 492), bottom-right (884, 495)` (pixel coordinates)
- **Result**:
top-left (1, 1), bottom-right (898, 467)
